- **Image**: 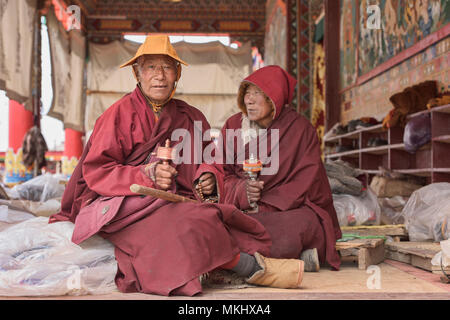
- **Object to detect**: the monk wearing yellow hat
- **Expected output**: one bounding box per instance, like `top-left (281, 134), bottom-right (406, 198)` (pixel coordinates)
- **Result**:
top-left (50, 35), bottom-right (304, 296)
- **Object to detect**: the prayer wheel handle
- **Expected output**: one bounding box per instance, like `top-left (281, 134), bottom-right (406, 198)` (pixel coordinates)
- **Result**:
top-left (243, 154), bottom-right (263, 212)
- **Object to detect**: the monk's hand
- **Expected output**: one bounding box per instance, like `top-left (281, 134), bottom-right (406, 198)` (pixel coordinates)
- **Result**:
top-left (154, 163), bottom-right (178, 190)
top-left (196, 172), bottom-right (216, 196)
top-left (246, 180), bottom-right (264, 203)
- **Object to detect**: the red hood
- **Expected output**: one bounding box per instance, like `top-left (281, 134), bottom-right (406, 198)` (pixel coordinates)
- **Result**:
top-left (237, 65), bottom-right (297, 121)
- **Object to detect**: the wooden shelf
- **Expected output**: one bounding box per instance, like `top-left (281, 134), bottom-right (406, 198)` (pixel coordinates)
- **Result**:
top-left (324, 104), bottom-right (450, 184)
top-left (361, 170), bottom-right (381, 175)
top-left (360, 145), bottom-right (389, 155)
top-left (326, 149), bottom-right (360, 159)
top-left (432, 103), bottom-right (450, 114)
top-left (394, 168), bottom-right (433, 177)
top-left (407, 103), bottom-right (450, 119)
top-left (433, 135), bottom-right (450, 143)
top-left (325, 124), bottom-right (384, 143)
top-left (387, 168), bottom-right (450, 177)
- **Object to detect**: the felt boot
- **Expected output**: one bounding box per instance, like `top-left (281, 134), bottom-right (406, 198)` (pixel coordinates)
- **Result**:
top-left (412, 80), bottom-right (437, 112)
top-left (300, 248), bottom-right (320, 272)
top-left (246, 252), bottom-right (304, 289)
top-left (390, 89), bottom-right (414, 116)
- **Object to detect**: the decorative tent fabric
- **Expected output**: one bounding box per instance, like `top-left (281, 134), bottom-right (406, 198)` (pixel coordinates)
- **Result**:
top-left (311, 41), bottom-right (325, 158)
top-left (0, 0), bottom-right (37, 108)
top-left (264, 0), bottom-right (287, 70)
top-left (173, 40), bottom-right (252, 129)
top-left (46, 9), bottom-right (86, 132)
top-left (85, 39), bottom-right (252, 132)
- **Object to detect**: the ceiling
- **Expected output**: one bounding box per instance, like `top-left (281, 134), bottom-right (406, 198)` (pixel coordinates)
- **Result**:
top-left (65, 0), bottom-right (267, 49)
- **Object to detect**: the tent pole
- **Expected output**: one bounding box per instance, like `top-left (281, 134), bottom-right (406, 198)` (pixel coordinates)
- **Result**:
top-left (32, 0), bottom-right (43, 129)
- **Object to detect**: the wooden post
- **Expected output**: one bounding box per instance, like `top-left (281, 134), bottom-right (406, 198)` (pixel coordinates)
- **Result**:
top-left (32, 1), bottom-right (43, 129)
top-left (324, 0), bottom-right (340, 132)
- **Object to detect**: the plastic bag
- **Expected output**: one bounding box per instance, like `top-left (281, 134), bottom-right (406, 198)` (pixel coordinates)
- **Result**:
top-left (0, 217), bottom-right (118, 296)
top-left (378, 196), bottom-right (408, 225)
top-left (403, 113), bottom-right (431, 153)
top-left (333, 187), bottom-right (381, 226)
top-left (431, 240), bottom-right (450, 268)
top-left (11, 173), bottom-right (66, 202)
top-left (0, 198), bottom-right (61, 217)
top-left (401, 183), bottom-right (450, 241)
top-left (0, 205), bottom-right (35, 223)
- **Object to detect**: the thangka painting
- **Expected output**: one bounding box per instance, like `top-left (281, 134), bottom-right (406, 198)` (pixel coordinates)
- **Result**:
top-left (358, 0), bottom-right (450, 77)
top-left (340, 0), bottom-right (358, 89)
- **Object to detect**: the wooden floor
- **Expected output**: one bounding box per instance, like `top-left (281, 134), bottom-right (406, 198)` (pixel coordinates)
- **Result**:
top-left (1, 259), bottom-right (449, 300)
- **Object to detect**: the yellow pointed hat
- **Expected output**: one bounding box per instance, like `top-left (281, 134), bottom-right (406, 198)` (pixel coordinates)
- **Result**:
top-left (120, 34), bottom-right (188, 68)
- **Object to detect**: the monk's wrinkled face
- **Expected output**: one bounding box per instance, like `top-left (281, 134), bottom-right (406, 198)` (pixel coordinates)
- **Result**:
top-left (244, 84), bottom-right (274, 128)
top-left (136, 54), bottom-right (178, 104)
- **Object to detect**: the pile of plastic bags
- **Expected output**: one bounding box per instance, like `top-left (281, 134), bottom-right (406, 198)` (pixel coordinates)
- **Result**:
top-left (9, 173), bottom-right (66, 203)
top-left (332, 187), bottom-right (381, 227)
top-left (431, 239), bottom-right (450, 269)
top-left (325, 160), bottom-right (380, 226)
top-left (0, 217), bottom-right (118, 296)
top-left (401, 182), bottom-right (450, 242)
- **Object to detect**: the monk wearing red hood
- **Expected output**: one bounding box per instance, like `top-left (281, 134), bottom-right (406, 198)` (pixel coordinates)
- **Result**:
top-left (219, 65), bottom-right (342, 272)
top-left (50, 36), bottom-right (305, 296)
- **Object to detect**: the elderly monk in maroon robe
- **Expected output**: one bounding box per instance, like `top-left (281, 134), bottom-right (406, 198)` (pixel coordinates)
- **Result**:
top-left (49, 36), bottom-right (305, 296)
top-left (219, 65), bottom-right (342, 272)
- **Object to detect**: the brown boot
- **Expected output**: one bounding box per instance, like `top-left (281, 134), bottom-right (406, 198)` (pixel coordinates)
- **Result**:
top-left (246, 252), bottom-right (304, 289)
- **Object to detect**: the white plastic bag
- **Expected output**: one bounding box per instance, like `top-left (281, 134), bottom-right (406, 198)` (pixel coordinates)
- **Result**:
top-left (431, 239), bottom-right (450, 268)
top-left (401, 183), bottom-right (450, 241)
top-left (11, 173), bottom-right (66, 202)
top-left (378, 196), bottom-right (408, 224)
top-left (0, 205), bottom-right (35, 223)
top-left (333, 187), bottom-right (381, 226)
top-left (0, 217), bottom-right (118, 296)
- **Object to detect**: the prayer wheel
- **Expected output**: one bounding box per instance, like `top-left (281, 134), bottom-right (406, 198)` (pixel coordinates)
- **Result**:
top-left (243, 154), bottom-right (262, 212)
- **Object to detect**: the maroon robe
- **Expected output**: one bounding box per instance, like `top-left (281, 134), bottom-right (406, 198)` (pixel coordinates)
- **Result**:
top-left (50, 86), bottom-right (271, 296)
top-left (219, 66), bottom-right (342, 270)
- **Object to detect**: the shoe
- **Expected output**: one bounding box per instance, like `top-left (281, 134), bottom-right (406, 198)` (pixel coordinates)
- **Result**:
top-left (372, 137), bottom-right (388, 146)
top-left (246, 252), bottom-right (304, 289)
top-left (300, 248), bottom-right (320, 272)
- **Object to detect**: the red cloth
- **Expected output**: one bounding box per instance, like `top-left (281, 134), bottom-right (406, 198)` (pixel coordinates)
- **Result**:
top-left (50, 86), bottom-right (271, 296)
top-left (219, 66), bottom-right (342, 270)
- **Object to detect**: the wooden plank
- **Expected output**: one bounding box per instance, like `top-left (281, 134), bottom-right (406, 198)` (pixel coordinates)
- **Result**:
top-left (336, 238), bottom-right (384, 250)
top-left (411, 255), bottom-right (433, 271)
top-left (384, 241), bottom-right (444, 271)
top-left (340, 255), bottom-right (359, 263)
top-left (384, 250), bottom-right (412, 264)
top-left (385, 241), bottom-right (441, 259)
top-left (336, 238), bottom-right (385, 270)
top-left (358, 243), bottom-right (385, 270)
top-left (341, 225), bottom-right (407, 237)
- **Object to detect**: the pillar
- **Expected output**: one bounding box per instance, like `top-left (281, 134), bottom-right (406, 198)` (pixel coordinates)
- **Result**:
top-left (64, 128), bottom-right (83, 159)
top-left (62, 128), bottom-right (83, 178)
top-left (8, 100), bottom-right (34, 152)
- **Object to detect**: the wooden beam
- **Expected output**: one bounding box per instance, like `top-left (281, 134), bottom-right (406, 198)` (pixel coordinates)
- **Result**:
top-left (32, 1), bottom-right (43, 129)
top-left (324, 0), bottom-right (340, 132)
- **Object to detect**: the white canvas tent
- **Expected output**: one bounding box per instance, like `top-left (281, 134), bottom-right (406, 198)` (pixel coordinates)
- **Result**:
top-left (84, 39), bottom-right (252, 133)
